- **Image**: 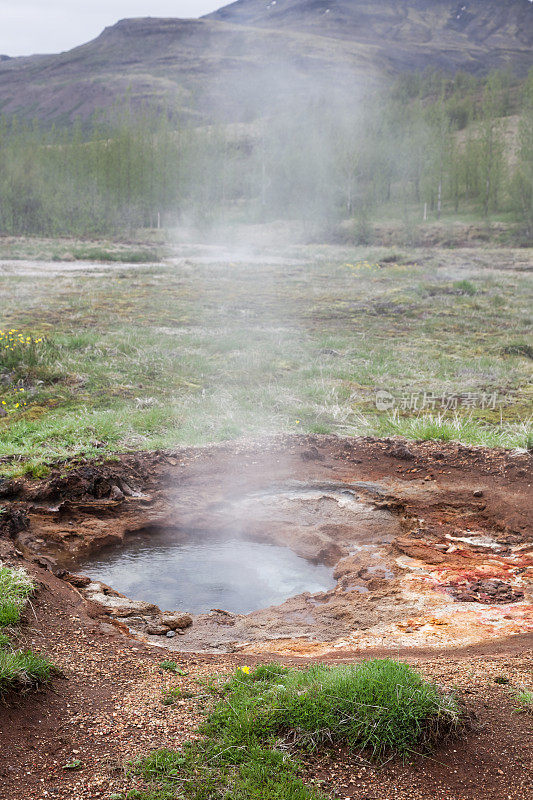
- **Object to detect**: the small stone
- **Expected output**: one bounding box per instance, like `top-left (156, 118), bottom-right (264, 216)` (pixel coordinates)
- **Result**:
top-left (146, 624), bottom-right (170, 636)
top-left (160, 612), bottom-right (193, 630)
top-left (166, 630), bottom-right (176, 638)
top-left (65, 573), bottom-right (92, 588)
top-left (388, 443), bottom-right (415, 461)
top-left (110, 485), bottom-right (124, 500)
top-left (301, 446), bottom-right (325, 461)
top-left (473, 489), bottom-right (484, 497)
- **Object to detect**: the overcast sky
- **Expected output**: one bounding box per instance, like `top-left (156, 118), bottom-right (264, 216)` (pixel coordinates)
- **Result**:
top-left (0, 1), bottom-right (226, 56)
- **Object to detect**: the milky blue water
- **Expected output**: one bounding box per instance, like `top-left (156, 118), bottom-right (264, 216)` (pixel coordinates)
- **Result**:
top-left (78, 530), bottom-right (334, 614)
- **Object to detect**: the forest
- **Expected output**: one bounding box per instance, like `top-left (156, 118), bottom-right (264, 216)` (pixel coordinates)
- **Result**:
top-left (0, 68), bottom-right (531, 239)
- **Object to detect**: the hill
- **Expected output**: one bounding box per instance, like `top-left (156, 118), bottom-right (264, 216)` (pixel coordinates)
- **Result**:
top-left (0, 0), bottom-right (531, 124)
top-left (208, 0), bottom-right (533, 73)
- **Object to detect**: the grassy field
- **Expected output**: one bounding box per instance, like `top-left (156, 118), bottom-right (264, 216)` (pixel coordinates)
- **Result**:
top-left (0, 241), bottom-right (531, 475)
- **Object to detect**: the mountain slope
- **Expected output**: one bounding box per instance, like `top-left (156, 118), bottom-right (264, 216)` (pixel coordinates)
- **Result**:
top-left (0, 18), bottom-right (375, 124)
top-left (208, 0), bottom-right (533, 72)
top-left (0, 0), bottom-right (531, 125)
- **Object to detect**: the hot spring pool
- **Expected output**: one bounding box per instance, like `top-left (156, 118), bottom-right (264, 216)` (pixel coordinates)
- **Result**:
top-left (77, 530), bottom-right (335, 615)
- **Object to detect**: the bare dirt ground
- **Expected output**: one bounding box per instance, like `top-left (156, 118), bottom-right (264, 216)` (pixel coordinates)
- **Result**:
top-left (0, 435), bottom-right (532, 799)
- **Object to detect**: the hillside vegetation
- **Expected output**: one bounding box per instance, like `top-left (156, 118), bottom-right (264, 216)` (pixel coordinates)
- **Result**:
top-left (0, 70), bottom-right (531, 240)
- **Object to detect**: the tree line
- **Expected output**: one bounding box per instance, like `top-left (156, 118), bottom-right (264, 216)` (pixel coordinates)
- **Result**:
top-left (0, 68), bottom-right (531, 238)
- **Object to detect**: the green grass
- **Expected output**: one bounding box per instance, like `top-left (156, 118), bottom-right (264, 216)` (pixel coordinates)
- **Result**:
top-left (0, 565), bottom-right (34, 626)
top-left (159, 660), bottom-right (188, 675)
top-left (128, 660), bottom-right (463, 799)
top-left (69, 247), bottom-right (161, 263)
top-left (0, 565), bottom-right (55, 694)
top-left (161, 687), bottom-right (196, 705)
top-left (0, 648), bottom-right (55, 693)
top-left (206, 660), bottom-right (462, 759)
top-left (0, 244), bottom-right (531, 473)
top-left (368, 411), bottom-right (532, 449)
top-left (511, 688), bottom-right (533, 715)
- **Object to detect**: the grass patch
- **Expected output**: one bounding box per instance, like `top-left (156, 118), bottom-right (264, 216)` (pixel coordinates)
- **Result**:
top-left (368, 411), bottom-right (533, 449)
top-left (511, 688), bottom-right (533, 715)
top-left (0, 649), bottom-right (55, 694)
top-left (452, 279), bottom-right (477, 295)
top-left (161, 687), bottom-right (197, 705)
top-left (0, 246), bottom-right (531, 469)
top-left (0, 564), bottom-right (55, 694)
top-left (0, 565), bottom-right (34, 626)
top-left (69, 247), bottom-right (161, 263)
top-left (501, 343), bottom-right (533, 359)
top-left (129, 660), bottom-right (463, 799)
top-left (159, 660), bottom-right (188, 675)
top-left (206, 660), bottom-right (462, 759)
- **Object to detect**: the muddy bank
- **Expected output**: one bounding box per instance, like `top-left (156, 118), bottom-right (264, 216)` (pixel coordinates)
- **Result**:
top-left (1, 435), bottom-right (531, 655)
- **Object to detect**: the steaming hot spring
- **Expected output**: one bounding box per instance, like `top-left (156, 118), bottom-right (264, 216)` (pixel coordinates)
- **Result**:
top-left (19, 437), bottom-right (533, 656)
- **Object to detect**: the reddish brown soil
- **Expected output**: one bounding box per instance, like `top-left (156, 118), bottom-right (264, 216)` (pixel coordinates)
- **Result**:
top-left (0, 436), bottom-right (532, 799)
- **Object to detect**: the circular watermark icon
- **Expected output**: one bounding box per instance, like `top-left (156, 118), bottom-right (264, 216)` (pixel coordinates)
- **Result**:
top-left (375, 390), bottom-right (395, 411)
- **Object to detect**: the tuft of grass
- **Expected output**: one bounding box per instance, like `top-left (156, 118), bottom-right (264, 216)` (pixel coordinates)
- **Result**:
top-left (158, 660), bottom-right (188, 675)
top-left (161, 687), bottom-right (196, 705)
top-left (501, 343), bottom-right (533, 359)
top-left (452, 279), bottom-right (477, 295)
top-left (129, 660), bottom-right (464, 800)
top-left (0, 565), bottom-right (34, 626)
top-left (0, 648), bottom-right (55, 694)
top-left (0, 600), bottom-right (24, 627)
top-left (206, 660), bottom-right (462, 759)
top-left (0, 330), bottom-right (61, 383)
top-left (511, 688), bottom-right (533, 715)
top-left (0, 565), bottom-right (55, 694)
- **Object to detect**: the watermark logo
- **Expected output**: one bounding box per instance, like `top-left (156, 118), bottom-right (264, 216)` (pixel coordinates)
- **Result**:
top-left (375, 390), bottom-right (511, 411)
top-left (375, 390), bottom-right (395, 411)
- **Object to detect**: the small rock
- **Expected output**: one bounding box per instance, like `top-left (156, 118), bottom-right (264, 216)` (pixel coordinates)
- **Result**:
top-left (65, 573), bottom-right (91, 588)
top-left (146, 624), bottom-right (170, 636)
top-left (33, 555), bottom-right (57, 572)
top-left (166, 630), bottom-right (176, 638)
top-left (301, 446), bottom-right (324, 461)
top-left (160, 612), bottom-right (193, 630)
top-left (388, 443), bottom-right (414, 461)
top-left (110, 485), bottom-right (124, 500)
top-left (473, 489), bottom-right (484, 497)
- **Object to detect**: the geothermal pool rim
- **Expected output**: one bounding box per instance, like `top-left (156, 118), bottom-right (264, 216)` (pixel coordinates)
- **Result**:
top-left (3, 434), bottom-right (531, 656)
